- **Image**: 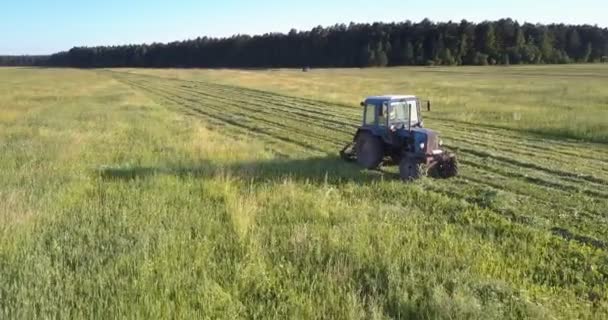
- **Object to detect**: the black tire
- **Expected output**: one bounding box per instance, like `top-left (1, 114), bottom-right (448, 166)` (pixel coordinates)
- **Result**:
top-left (399, 158), bottom-right (424, 181)
top-left (355, 132), bottom-right (383, 169)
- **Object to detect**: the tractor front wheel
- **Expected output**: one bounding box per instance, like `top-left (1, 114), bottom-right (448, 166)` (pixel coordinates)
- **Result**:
top-left (399, 158), bottom-right (424, 181)
top-left (355, 132), bottom-right (383, 169)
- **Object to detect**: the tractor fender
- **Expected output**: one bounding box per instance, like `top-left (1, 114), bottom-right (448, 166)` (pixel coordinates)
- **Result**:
top-left (352, 128), bottom-right (374, 142)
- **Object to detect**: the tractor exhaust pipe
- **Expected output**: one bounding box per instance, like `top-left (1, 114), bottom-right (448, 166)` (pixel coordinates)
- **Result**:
top-left (408, 102), bottom-right (412, 133)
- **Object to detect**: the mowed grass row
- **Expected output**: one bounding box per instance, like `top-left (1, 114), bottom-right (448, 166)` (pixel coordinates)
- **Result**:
top-left (110, 71), bottom-right (608, 242)
top-left (126, 65), bottom-right (608, 143)
top-left (1, 67), bottom-right (607, 319)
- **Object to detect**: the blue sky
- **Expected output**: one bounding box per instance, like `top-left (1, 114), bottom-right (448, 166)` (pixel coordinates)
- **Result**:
top-left (1, 0), bottom-right (606, 55)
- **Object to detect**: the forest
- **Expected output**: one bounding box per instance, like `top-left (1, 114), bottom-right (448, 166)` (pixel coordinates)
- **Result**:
top-left (2, 19), bottom-right (608, 68)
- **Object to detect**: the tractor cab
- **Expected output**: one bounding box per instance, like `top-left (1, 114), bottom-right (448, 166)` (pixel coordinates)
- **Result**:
top-left (341, 95), bottom-right (457, 181)
top-left (360, 95), bottom-right (436, 155)
top-left (361, 95), bottom-right (424, 131)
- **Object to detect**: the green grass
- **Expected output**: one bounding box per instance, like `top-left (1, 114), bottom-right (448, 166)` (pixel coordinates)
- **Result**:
top-left (0, 66), bottom-right (607, 319)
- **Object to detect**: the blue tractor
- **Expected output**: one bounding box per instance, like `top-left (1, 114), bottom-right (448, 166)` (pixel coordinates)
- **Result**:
top-left (340, 95), bottom-right (458, 180)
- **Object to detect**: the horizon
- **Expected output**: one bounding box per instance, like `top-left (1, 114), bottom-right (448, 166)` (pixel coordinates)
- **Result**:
top-left (2, 0), bottom-right (607, 55)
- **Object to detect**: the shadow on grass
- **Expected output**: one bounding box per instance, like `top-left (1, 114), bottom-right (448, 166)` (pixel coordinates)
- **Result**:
top-left (97, 156), bottom-right (393, 185)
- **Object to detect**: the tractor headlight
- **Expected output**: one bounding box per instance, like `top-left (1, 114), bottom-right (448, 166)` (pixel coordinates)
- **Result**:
top-left (439, 139), bottom-right (443, 146)
top-left (420, 142), bottom-right (425, 150)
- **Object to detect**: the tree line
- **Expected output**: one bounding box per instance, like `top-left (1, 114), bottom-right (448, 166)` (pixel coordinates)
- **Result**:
top-left (2, 19), bottom-right (608, 68)
top-left (0, 55), bottom-right (48, 66)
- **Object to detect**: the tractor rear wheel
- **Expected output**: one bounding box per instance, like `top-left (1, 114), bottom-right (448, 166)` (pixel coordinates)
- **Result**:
top-left (355, 132), bottom-right (383, 169)
top-left (399, 158), bottom-right (424, 181)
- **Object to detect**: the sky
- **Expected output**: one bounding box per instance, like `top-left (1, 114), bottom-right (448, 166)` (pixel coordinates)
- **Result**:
top-left (1, 0), bottom-right (606, 55)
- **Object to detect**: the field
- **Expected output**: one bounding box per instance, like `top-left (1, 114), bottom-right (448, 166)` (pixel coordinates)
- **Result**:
top-left (0, 65), bottom-right (607, 319)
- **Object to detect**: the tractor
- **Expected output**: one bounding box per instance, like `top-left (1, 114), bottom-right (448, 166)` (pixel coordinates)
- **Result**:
top-left (340, 95), bottom-right (458, 180)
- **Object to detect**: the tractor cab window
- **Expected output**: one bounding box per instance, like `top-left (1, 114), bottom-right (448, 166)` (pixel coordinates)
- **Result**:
top-left (364, 104), bottom-right (376, 125)
top-left (389, 100), bottom-right (420, 126)
top-left (377, 103), bottom-right (389, 127)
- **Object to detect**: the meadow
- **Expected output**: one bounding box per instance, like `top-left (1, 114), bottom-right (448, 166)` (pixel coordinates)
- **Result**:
top-left (0, 65), bottom-right (607, 319)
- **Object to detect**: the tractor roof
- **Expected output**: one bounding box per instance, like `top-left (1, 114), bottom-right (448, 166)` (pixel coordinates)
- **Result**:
top-left (364, 95), bottom-right (417, 105)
